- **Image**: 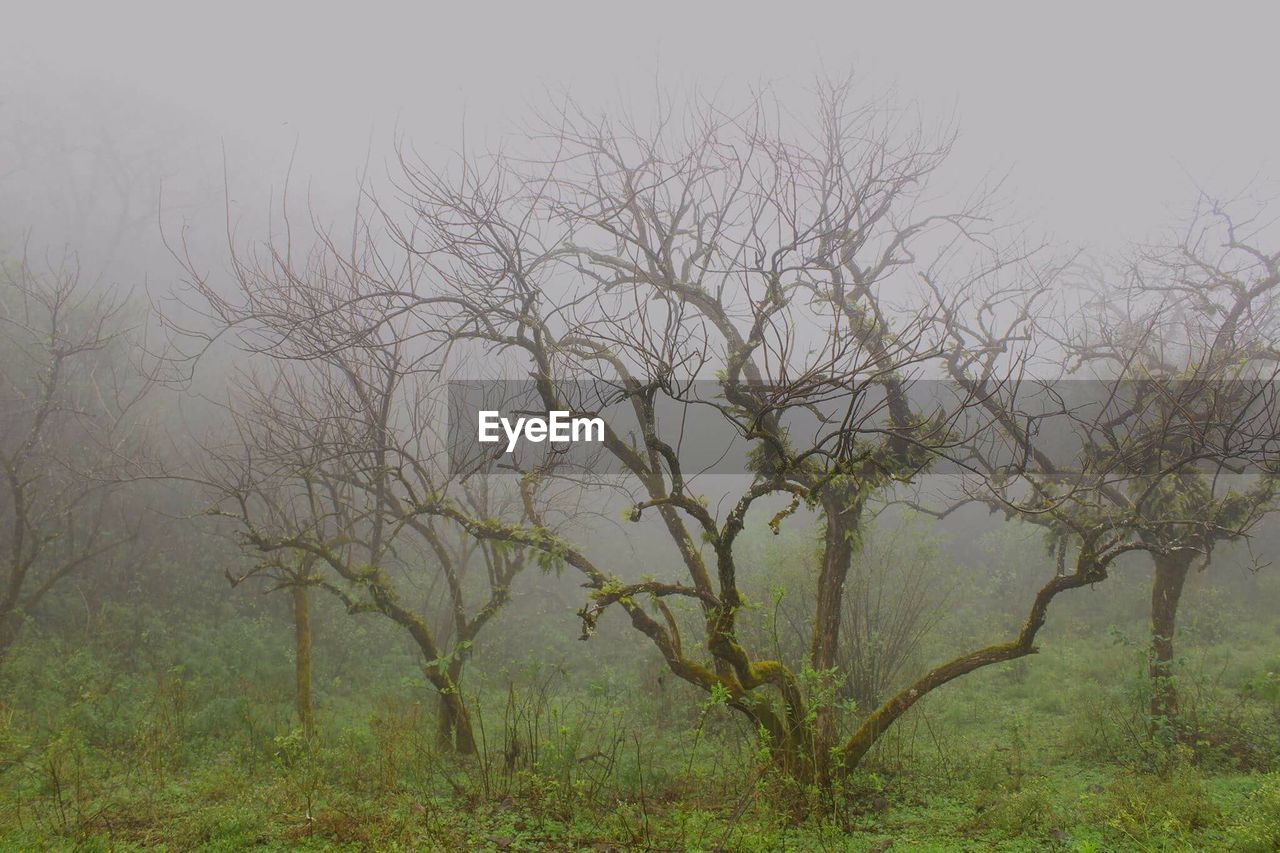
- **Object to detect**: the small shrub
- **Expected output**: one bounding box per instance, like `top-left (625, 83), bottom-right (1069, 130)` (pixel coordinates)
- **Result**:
top-left (1227, 773), bottom-right (1280, 852)
top-left (1089, 764), bottom-right (1220, 844)
top-left (971, 781), bottom-right (1062, 836)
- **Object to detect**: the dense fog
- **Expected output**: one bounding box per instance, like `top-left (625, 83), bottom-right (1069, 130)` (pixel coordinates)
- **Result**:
top-left (3, 5), bottom-right (1280, 849)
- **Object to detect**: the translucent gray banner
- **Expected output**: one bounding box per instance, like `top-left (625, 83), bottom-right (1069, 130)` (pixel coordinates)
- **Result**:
top-left (446, 379), bottom-right (1280, 479)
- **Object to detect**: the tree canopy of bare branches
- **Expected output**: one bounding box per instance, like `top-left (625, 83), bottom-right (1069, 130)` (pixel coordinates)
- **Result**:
top-left (172, 214), bottom-right (551, 753)
top-left (935, 193), bottom-right (1280, 726)
top-left (0, 253), bottom-right (150, 658)
top-left (357, 81), bottom-right (1064, 784)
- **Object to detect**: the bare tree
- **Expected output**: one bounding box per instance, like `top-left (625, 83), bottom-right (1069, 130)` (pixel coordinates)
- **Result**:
top-left (0, 253), bottom-right (149, 660)
top-left (172, 215), bottom-right (539, 752)
top-left (366, 81), bottom-right (1102, 788)
top-left (933, 194), bottom-right (1280, 729)
top-left (1084, 197), bottom-right (1280, 725)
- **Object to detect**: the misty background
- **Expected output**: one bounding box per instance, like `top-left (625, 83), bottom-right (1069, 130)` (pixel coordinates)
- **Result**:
top-left (4, 3), bottom-right (1280, 848)
top-left (7, 3), bottom-right (1279, 259)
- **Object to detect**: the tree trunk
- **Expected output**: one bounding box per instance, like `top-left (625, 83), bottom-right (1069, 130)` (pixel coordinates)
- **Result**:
top-left (810, 489), bottom-right (860, 784)
top-left (1149, 549), bottom-right (1193, 724)
top-left (0, 603), bottom-right (24, 664)
top-left (436, 689), bottom-right (476, 754)
top-left (431, 657), bottom-right (475, 754)
top-left (292, 584), bottom-right (315, 738)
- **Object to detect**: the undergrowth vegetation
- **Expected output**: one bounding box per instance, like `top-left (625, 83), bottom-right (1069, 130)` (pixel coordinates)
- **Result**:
top-left (2, 532), bottom-right (1278, 851)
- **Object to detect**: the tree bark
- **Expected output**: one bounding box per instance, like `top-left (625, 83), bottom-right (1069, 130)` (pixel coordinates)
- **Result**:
top-left (292, 584), bottom-right (315, 738)
top-left (1149, 549), bottom-right (1193, 723)
top-left (436, 688), bottom-right (476, 754)
top-left (810, 488), bottom-right (860, 783)
top-left (428, 656), bottom-right (474, 754)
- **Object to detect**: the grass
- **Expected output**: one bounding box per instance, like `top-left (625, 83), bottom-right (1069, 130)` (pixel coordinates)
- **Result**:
top-left (1, 621), bottom-right (1279, 851)
top-left (2, 754), bottom-right (1275, 850)
top-left (1, 559), bottom-right (1278, 849)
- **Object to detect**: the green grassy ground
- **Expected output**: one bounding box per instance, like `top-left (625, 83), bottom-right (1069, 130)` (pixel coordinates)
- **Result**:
top-left (1, 741), bottom-right (1277, 850)
top-left (2, 617), bottom-right (1278, 851)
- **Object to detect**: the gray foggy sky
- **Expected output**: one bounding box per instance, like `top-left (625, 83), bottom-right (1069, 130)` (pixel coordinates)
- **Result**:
top-left (5, 1), bottom-right (1278, 253)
